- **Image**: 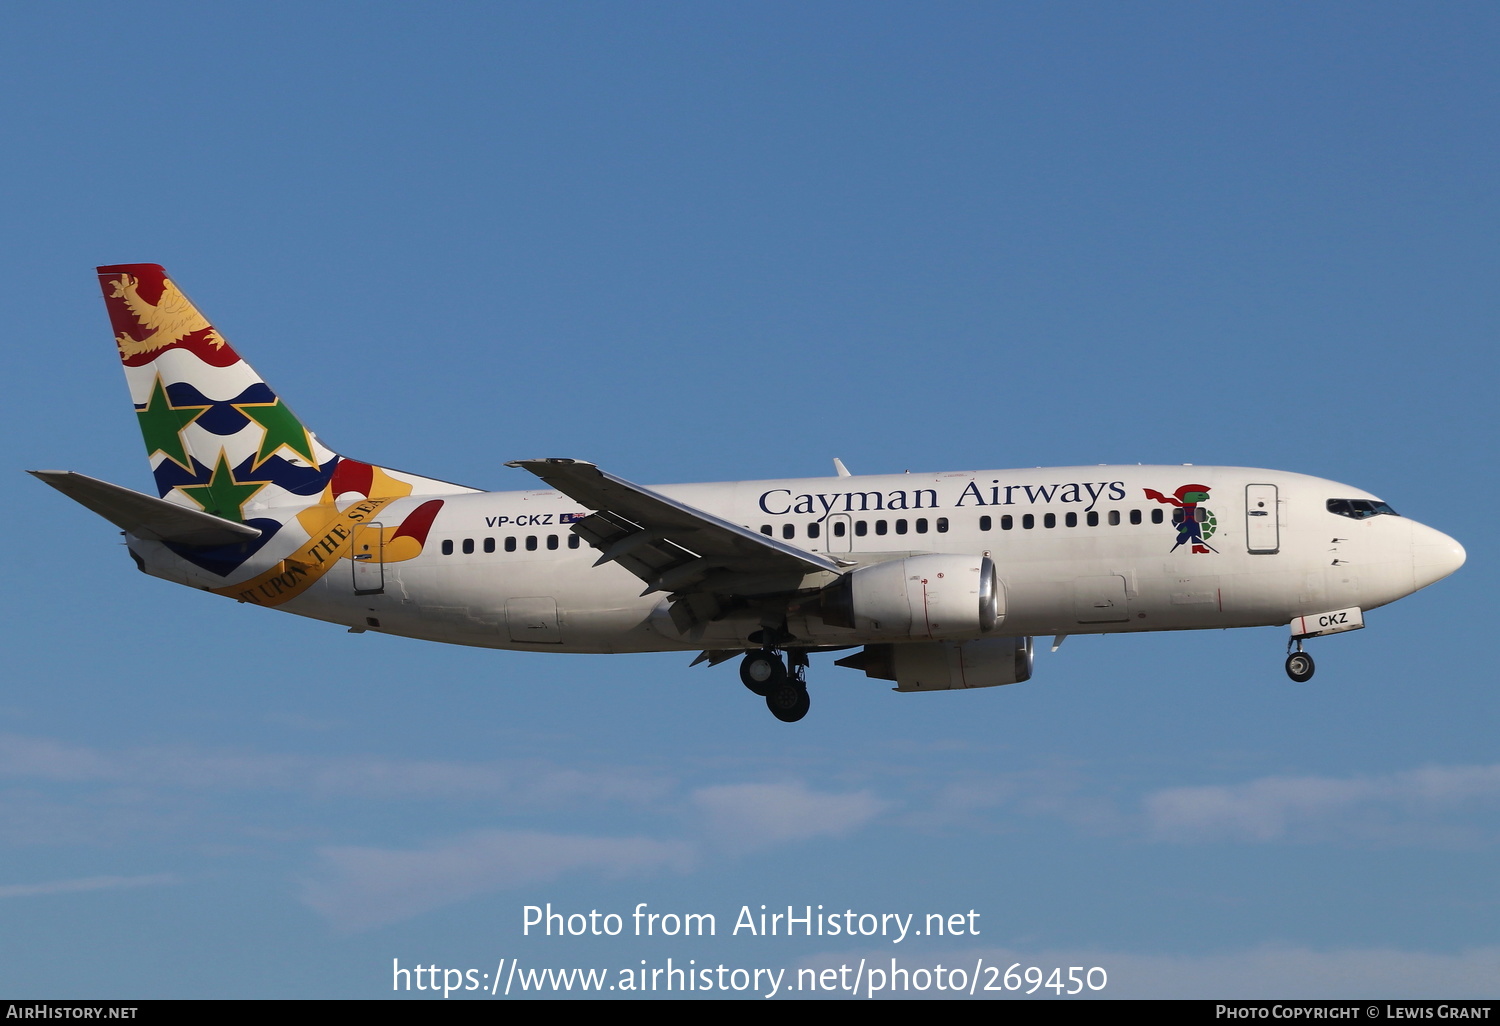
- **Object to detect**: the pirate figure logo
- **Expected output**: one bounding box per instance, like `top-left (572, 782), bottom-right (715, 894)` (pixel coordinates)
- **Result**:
top-left (1145, 483), bottom-right (1218, 554)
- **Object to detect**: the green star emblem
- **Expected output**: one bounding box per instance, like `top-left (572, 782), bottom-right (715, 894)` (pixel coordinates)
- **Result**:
top-left (136, 376), bottom-right (209, 470)
top-left (235, 398), bottom-right (318, 468)
top-left (178, 451), bottom-right (269, 523)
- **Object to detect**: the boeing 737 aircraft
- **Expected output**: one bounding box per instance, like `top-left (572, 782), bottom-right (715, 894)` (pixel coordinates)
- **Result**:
top-left (31, 264), bottom-right (1466, 721)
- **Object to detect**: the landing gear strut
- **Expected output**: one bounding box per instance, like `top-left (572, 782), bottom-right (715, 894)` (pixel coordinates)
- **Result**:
top-left (1285, 639), bottom-right (1315, 683)
top-left (739, 648), bottom-right (811, 722)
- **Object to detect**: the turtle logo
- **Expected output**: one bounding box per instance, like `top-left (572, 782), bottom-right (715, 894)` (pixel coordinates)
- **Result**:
top-left (1145, 483), bottom-right (1218, 554)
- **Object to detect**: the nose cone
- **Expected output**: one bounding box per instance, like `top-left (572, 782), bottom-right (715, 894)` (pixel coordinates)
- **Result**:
top-left (1412, 522), bottom-right (1466, 591)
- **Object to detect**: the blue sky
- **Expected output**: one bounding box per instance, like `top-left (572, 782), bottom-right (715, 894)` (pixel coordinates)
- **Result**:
top-left (1, 2), bottom-right (1496, 999)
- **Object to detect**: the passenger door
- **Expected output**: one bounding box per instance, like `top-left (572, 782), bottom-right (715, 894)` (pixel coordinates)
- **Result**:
top-left (1245, 484), bottom-right (1279, 554)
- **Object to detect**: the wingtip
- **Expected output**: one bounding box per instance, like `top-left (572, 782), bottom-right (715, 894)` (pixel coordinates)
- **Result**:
top-left (507, 458), bottom-right (596, 470)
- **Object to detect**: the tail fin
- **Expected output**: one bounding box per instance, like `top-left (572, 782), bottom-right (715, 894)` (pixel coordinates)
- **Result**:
top-left (98, 263), bottom-right (473, 525)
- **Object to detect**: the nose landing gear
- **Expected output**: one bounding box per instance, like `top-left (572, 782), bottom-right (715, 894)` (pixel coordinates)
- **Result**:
top-left (1284, 606), bottom-right (1364, 683)
top-left (739, 648), bottom-right (811, 722)
top-left (1285, 640), bottom-right (1315, 682)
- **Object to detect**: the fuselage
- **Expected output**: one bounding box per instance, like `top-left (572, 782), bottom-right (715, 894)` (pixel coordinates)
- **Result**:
top-left (128, 464), bottom-right (1465, 655)
top-left (42, 263), bottom-right (1466, 721)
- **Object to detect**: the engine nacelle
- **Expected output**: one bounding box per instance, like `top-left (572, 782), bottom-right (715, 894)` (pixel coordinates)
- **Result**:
top-left (835, 637), bottom-right (1034, 691)
top-left (820, 554), bottom-right (1001, 639)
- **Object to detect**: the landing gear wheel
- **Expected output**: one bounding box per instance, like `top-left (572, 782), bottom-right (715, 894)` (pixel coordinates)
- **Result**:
top-left (766, 683), bottom-right (811, 722)
top-left (1285, 651), bottom-right (1315, 683)
top-left (740, 650), bottom-right (786, 697)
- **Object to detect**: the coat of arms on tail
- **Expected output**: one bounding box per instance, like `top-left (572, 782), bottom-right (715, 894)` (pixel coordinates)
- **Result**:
top-left (90, 263), bottom-right (475, 581)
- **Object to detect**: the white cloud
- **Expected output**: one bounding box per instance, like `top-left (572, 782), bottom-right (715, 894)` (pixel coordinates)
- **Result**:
top-left (0, 874), bottom-right (175, 899)
top-left (296, 781), bottom-right (891, 930)
top-left (0, 734), bottom-right (116, 781)
top-left (0, 733), bottom-right (669, 806)
top-left (913, 766), bottom-right (1125, 836)
top-left (1145, 764), bottom-right (1500, 845)
top-left (13, 733), bottom-right (1496, 854)
top-left (692, 782), bottom-right (887, 852)
top-left (302, 830), bottom-right (693, 932)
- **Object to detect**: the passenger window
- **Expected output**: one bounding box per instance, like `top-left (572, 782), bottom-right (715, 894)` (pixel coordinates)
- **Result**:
top-left (483, 537), bottom-right (495, 553)
top-left (875, 520), bottom-right (888, 536)
top-left (526, 535), bottom-right (538, 551)
top-left (1065, 512), bottom-right (1078, 528)
top-left (1043, 513), bottom-right (1056, 529)
top-left (855, 521), bottom-right (868, 537)
top-left (1151, 509), bottom-right (1164, 524)
top-left (1130, 509), bottom-right (1142, 525)
top-left (808, 522), bottom-right (821, 539)
top-left (895, 519), bottom-right (909, 535)
top-left (1086, 511), bottom-right (1098, 527)
top-left (547, 534), bottom-right (559, 550)
top-left (782, 524), bottom-right (795, 539)
top-left (916, 518), bottom-right (929, 533)
top-left (462, 538), bottom-right (474, 554)
top-left (1108, 510), bottom-right (1120, 526)
top-left (505, 537), bottom-right (517, 552)
top-left (1001, 515), bottom-right (1013, 531)
top-left (833, 521), bottom-right (847, 537)
top-left (760, 525), bottom-right (772, 536)
top-left (567, 535), bottom-right (580, 549)
top-left (441, 539), bottom-right (453, 555)
top-left (1022, 514), bottom-right (1035, 530)
top-left (979, 515), bottom-right (992, 532)
top-left (936, 517), bottom-right (948, 533)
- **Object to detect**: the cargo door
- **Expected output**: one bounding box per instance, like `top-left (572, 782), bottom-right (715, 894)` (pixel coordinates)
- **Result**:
top-left (1073, 574), bottom-right (1130, 623)
top-left (506, 596), bottom-right (562, 644)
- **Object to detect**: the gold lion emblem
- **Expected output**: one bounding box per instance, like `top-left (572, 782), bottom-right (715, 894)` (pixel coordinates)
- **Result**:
top-left (110, 273), bottom-right (226, 360)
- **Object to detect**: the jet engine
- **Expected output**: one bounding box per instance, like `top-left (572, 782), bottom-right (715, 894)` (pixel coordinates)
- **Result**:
top-left (819, 554), bottom-right (1001, 639)
top-left (835, 636), bottom-right (1034, 691)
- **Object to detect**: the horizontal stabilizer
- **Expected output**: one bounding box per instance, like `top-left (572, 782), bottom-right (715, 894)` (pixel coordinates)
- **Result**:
top-left (28, 470), bottom-right (263, 547)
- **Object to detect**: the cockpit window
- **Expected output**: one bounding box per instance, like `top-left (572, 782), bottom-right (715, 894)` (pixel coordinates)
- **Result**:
top-left (1327, 498), bottom-right (1400, 519)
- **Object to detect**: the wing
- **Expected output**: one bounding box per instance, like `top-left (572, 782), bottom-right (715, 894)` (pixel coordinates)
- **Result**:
top-left (505, 458), bottom-right (845, 634)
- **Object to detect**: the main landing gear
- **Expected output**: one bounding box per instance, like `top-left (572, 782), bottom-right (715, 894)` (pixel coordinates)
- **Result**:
top-left (1285, 639), bottom-right (1316, 683)
top-left (739, 648), bottom-right (811, 722)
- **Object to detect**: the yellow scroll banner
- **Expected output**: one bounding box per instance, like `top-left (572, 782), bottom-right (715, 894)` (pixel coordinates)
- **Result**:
top-left (213, 496), bottom-right (399, 607)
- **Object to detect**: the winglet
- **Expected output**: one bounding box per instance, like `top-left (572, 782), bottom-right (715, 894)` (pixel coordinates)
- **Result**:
top-left (833, 458), bottom-right (851, 477)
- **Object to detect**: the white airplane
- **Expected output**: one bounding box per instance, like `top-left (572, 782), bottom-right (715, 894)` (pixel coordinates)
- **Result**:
top-left (32, 264), bottom-right (1466, 722)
